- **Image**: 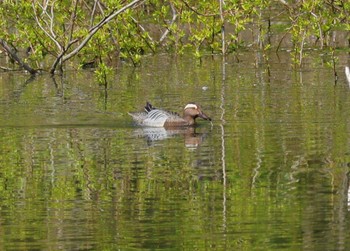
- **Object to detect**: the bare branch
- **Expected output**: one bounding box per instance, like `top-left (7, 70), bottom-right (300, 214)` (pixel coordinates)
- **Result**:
top-left (219, 0), bottom-right (225, 55)
top-left (32, 1), bottom-right (63, 51)
top-left (48, 0), bottom-right (144, 73)
top-left (310, 11), bottom-right (324, 49)
top-left (159, 2), bottom-right (177, 44)
top-left (68, 0), bottom-right (79, 42)
top-left (50, 2), bottom-right (55, 38)
top-left (62, 0), bottom-right (144, 63)
top-left (90, 0), bottom-right (99, 26)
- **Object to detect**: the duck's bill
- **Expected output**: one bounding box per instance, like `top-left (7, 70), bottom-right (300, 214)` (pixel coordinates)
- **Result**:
top-left (199, 112), bottom-right (211, 121)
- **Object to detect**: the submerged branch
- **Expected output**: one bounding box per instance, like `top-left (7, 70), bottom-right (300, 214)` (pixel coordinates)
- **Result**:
top-left (0, 38), bottom-right (37, 74)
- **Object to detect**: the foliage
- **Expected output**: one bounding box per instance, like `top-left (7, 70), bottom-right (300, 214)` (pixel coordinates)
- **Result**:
top-left (0, 0), bottom-right (348, 74)
top-left (95, 62), bottom-right (113, 86)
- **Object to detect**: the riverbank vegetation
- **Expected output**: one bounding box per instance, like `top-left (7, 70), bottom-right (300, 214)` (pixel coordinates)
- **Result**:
top-left (0, 0), bottom-right (349, 75)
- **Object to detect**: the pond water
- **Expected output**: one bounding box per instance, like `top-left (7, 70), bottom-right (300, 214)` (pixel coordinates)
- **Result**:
top-left (1, 52), bottom-right (350, 250)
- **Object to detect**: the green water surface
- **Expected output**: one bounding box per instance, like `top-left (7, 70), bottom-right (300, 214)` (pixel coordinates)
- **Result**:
top-left (1, 53), bottom-right (350, 250)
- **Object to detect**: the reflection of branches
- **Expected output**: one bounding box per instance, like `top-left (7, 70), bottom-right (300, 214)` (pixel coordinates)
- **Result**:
top-left (9, 74), bottom-right (37, 102)
top-left (220, 56), bottom-right (227, 233)
top-left (49, 74), bottom-right (64, 97)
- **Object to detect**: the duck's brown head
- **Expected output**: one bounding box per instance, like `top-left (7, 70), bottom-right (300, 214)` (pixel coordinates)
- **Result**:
top-left (183, 103), bottom-right (211, 125)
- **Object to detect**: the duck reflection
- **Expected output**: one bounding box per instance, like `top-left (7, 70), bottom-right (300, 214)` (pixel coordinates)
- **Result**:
top-left (133, 126), bottom-right (209, 148)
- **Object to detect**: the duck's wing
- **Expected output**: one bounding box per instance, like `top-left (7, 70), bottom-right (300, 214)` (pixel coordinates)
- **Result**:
top-left (141, 109), bottom-right (171, 127)
top-left (130, 102), bottom-right (186, 127)
top-left (128, 102), bottom-right (156, 125)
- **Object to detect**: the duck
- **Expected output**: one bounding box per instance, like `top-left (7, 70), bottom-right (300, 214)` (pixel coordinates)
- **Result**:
top-left (128, 102), bottom-right (211, 127)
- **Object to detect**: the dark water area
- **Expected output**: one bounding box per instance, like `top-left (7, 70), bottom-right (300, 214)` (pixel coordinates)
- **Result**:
top-left (1, 52), bottom-right (350, 250)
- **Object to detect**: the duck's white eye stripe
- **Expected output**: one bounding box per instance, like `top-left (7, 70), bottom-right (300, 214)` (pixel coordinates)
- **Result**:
top-left (184, 104), bottom-right (197, 110)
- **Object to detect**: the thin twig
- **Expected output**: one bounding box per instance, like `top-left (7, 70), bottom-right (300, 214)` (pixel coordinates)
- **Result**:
top-left (130, 17), bottom-right (155, 52)
top-left (0, 66), bottom-right (16, 71)
top-left (299, 30), bottom-right (306, 66)
top-left (68, 0), bottom-right (79, 42)
top-left (310, 11), bottom-right (324, 49)
top-left (90, 0), bottom-right (99, 26)
top-left (50, 1), bottom-right (56, 39)
top-left (219, 0), bottom-right (225, 55)
top-left (180, 0), bottom-right (216, 17)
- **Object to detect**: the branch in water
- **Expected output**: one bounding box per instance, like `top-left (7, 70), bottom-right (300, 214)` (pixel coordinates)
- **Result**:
top-left (0, 38), bottom-right (37, 74)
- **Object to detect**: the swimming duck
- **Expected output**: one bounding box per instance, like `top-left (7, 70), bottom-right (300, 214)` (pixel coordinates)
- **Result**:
top-left (129, 102), bottom-right (211, 127)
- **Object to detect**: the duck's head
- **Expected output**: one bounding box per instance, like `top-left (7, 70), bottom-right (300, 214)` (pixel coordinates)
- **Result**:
top-left (184, 103), bottom-right (211, 125)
